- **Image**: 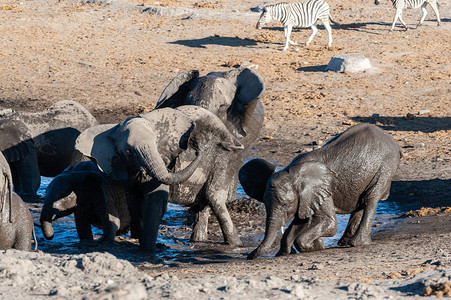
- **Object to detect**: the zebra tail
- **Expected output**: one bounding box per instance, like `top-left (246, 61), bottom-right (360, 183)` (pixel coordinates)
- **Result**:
top-left (329, 16), bottom-right (341, 26)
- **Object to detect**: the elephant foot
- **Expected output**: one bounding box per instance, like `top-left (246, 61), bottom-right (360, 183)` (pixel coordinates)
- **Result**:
top-left (347, 235), bottom-right (372, 247)
top-left (190, 230), bottom-right (208, 242)
top-left (338, 236), bottom-right (351, 247)
top-left (247, 248), bottom-right (260, 260)
top-left (275, 246), bottom-right (295, 257)
top-left (224, 232), bottom-right (243, 247)
top-left (295, 239), bottom-right (325, 252)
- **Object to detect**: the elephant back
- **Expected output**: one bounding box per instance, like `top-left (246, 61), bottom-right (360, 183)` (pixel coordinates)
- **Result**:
top-left (0, 119), bottom-right (34, 163)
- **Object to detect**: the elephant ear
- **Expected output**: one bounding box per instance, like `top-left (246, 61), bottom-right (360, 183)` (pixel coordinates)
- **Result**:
top-left (239, 158), bottom-right (276, 202)
top-left (155, 70), bottom-right (200, 109)
top-left (0, 119), bottom-right (34, 163)
top-left (226, 68), bottom-right (265, 136)
top-left (75, 124), bottom-right (128, 181)
top-left (295, 162), bottom-right (335, 219)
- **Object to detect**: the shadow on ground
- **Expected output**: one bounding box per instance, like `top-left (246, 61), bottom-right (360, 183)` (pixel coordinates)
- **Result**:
top-left (352, 116), bottom-right (451, 133)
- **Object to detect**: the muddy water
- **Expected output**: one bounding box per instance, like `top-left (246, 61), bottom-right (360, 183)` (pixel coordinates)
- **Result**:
top-left (30, 176), bottom-right (402, 262)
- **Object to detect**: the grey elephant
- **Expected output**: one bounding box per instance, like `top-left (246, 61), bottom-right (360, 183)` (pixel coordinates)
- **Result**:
top-left (0, 152), bottom-right (37, 251)
top-left (75, 105), bottom-right (243, 252)
top-left (40, 161), bottom-right (130, 243)
top-left (239, 123), bottom-right (401, 259)
top-left (0, 100), bottom-right (98, 198)
top-left (0, 119), bottom-right (40, 198)
top-left (155, 66), bottom-right (265, 246)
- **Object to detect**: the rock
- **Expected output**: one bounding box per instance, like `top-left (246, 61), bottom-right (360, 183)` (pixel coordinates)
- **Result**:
top-left (326, 54), bottom-right (372, 73)
top-left (412, 142), bottom-right (425, 148)
top-left (405, 113), bottom-right (416, 120)
top-left (417, 110), bottom-right (431, 115)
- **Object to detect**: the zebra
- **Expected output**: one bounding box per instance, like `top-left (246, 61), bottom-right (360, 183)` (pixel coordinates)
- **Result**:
top-left (375, 0), bottom-right (441, 31)
top-left (256, 0), bottom-right (339, 51)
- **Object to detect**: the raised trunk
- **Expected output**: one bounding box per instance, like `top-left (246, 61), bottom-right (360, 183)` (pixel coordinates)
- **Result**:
top-left (247, 205), bottom-right (285, 260)
top-left (137, 144), bottom-right (205, 185)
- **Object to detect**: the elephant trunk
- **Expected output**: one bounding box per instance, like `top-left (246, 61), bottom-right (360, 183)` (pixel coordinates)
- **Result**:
top-left (40, 201), bottom-right (55, 240)
top-left (137, 144), bottom-right (205, 185)
top-left (40, 173), bottom-right (79, 240)
top-left (248, 204), bottom-right (285, 260)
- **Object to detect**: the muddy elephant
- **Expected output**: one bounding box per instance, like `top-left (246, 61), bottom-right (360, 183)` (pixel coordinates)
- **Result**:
top-left (0, 152), bottom-right (37, 251)
top-left (0, 119), bottom-right (40, 199)
top-left (155, 66), bottom-right (265, 246)
top-left (239, 123), bottom-right (401, 259)
top-left (75, 105), bottom-right (243, 252)
top-left (0, 100), bottom-right (98, 198)
top-left (40, 161), bottom-right (130, 243)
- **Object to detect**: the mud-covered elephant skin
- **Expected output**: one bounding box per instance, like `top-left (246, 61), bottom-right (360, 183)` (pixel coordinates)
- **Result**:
top-left (0, 152), bottom-right (37, 251)
top-left (0, 100), bottom-right (98, 197)
top-left (75, 105), bottom-right (243, 252)
top-left (40, 161), bottom-right (130, 243)
top-left (155, 67), bottom-right (265, 246)
top-left (0, 119), bottom-right (40, 199)
top-left (239, 123), bottom-right (401, 259)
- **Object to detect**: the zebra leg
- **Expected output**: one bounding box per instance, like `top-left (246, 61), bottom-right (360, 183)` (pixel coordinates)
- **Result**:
top-left (398, 14), bottom-right (408, 30)
top-left (417, 3), bottom-right (428, 27)
top-left (283, 25), bottom-right (293, 51)
top-left (390, 9), bottom-right (402, 32)
top-left (324, 21), bottom-right (333, 47)
top-left (306, 25), bottom-right (318, 46)
top-left (429, 1), bottom-right (441, 26)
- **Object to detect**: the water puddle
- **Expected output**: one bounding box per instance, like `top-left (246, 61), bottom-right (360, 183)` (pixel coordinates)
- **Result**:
top-left (30, 175), bottom-right (403, 262)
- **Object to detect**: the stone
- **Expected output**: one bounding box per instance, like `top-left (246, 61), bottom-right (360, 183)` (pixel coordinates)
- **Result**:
top-left (326, 54), bottom-right (372, 73)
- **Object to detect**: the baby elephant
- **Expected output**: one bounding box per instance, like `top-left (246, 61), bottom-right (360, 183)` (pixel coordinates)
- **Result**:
top-left (239, 123), bottom-right (401, 259)
top-left (40, 161), bottom-right (130, 243)
top-left (0, 153), bottom-right (37, 251)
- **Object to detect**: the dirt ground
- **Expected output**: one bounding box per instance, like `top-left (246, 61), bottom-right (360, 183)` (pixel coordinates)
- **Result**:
top-left (0, 0), bottom-right (450, 298)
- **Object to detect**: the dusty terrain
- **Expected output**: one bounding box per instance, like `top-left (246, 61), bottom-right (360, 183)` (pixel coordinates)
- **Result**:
top-left (0, 0), bottom-right (450, 298)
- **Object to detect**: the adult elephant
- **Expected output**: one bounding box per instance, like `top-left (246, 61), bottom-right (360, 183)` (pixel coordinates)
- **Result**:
top-left (154, 66), bottom-right (265, 246)
top-left (0, 100), bottom-right (98, 197)
top-left (0, 119), bottom-right (40, 198)
top-left (75, 106), bottom-right (243, 252)
top-left (40, 161), bottom-right (130, 243)
top-left (239, 123), bottom-right (401, 259)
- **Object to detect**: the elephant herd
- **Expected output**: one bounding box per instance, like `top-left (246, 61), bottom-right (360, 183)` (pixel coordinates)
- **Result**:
top-left (0, 67), bottom-right (401, 260)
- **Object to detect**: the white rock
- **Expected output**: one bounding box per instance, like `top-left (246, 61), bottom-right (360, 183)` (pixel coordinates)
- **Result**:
top-left (326, 54), bottom-right (372, 73)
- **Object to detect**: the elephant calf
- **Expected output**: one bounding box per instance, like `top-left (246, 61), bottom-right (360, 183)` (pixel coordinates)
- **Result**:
top-left (239, 123), bottom-right (401, 259)
top-left (40, 161), bottom-right (130, 243)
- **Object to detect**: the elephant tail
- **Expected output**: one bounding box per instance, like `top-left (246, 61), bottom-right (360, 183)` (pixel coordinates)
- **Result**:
top-left (32, 225), bottom-right (38, 251)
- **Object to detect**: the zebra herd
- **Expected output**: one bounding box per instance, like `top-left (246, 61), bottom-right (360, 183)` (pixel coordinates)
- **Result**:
top-left (256, 0), bottom-right (442, 51)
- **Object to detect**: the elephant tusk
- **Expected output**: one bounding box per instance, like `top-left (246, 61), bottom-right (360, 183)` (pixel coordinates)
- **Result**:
top-left (280, 225), bottom-right (285, 234)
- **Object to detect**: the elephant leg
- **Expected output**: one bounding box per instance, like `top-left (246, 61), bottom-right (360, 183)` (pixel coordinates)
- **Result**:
top-left (139, 182), bottom-right (168, 252)
top-left (191, 205), bottom-right (211, 242)
top-left (338, 210), bottom-right (363, 246)
top-left (99, 195), bottom-right (120, 243)
top-left (206, 186), bottom-right (242, 246)
top-left (347, 180), bottom-right (389, 247)
top-left (9, 153), bottom-right (40, 200)
top-left (74, 207), bottom-right (93, 241)
top-left (292, 213), bottom-right (336, 252)
top-left (276, 217), bottom-right (308, 256)
top-left (126, 192), bottom-right (142, 239)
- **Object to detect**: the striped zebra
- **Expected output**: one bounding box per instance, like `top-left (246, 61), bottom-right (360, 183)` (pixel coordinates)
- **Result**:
top-left (256, 0), bottom-right (339, 51)
top-left (375, 0), bottom-right (441, 31)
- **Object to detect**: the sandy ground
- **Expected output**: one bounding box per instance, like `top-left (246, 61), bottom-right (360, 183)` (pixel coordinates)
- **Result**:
top-left (0, 0), bottom-right (450, 298)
